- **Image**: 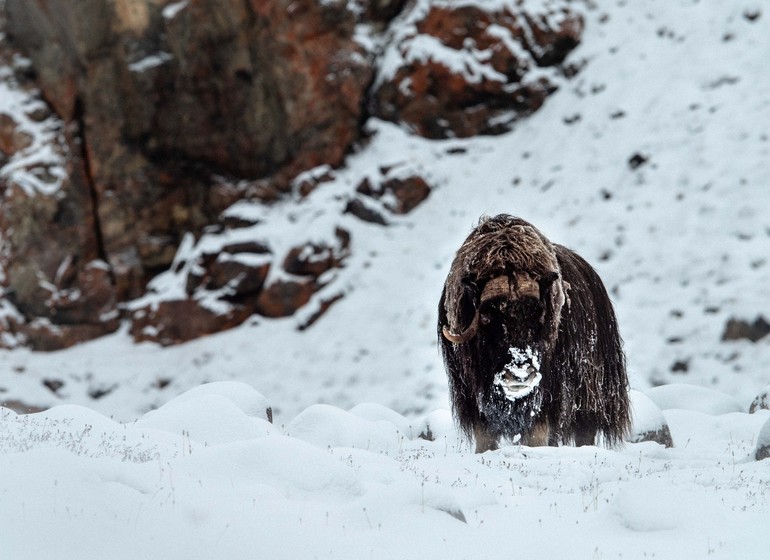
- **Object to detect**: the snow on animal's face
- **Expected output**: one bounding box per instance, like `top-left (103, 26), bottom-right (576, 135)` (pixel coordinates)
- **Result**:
top-left (473, 284), bottom-right (547, 389)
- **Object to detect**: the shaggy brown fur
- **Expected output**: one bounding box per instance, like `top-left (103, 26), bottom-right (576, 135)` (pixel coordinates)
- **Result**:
top-left (438, 215), bottom-right (630, 452)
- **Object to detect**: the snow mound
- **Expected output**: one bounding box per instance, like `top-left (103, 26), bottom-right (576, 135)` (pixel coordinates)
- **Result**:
top-left (286, 403), bottom-right (403, 454)
top-left (611, 479), bottom-right (704, 532)
top-left (136, 393), bottom-right (275, 447)
top-left (645, 383), bottom-right (743, 415)
top-left (153, 381), bottom-right (272, 420)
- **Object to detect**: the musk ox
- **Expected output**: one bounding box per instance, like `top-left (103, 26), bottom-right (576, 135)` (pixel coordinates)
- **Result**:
top-left (438, 214), bottom-right (630, 452)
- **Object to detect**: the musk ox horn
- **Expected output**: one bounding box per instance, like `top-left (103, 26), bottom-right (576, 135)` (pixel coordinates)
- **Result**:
top-left (442, 316), bottom-right (480, 344)
top-left (442, 274), bottom-right (540, 344)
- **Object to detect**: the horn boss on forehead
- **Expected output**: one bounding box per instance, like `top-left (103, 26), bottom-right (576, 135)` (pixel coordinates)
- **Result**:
top-left (438, 214), bottom-right (630, 452)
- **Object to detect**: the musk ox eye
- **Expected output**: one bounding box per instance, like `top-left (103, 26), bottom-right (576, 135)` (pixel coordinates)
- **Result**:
top-left (480, 313), bottom-right (491, 326)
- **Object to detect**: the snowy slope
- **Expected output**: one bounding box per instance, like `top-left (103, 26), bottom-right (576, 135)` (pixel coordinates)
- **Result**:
top-left (2, 1), bottom-right (770, 558)
top-left (2, 0), bottom-right (768, 422)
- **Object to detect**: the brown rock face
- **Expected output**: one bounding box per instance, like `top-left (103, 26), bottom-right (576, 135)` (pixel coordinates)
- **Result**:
top-left (0, 0), bottom-right (584, 349)
top-left (2, 0), bottom-right (373, 348)
top-left (6, 0), bottom-right (372, 301)
top-left (0, 95), bottom-right (119, 349)
top-left (372, 1), bottom-right (583, 138)
top-left (0, 113), bottom-right (33, 157)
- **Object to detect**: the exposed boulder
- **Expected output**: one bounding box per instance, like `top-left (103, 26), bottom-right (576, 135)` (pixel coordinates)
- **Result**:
top-left (722, 315), bottom-right (770, 342)
top-left (371, 0), bottom-right (583, 138)
top-left (185, 241), bottom-right (273, 299)
top-left (756, 417), bottom-right (770, 462)
top-left (346, 164), bottom-right (433, 225)
top-left (256, 279), bottom-right (317, 319)
top-left (749, 385), bottom-right (770, 414)
top-left (129, 299), bottom-right (251, 346)
top-left (357, 174), bottom-right (431, 215)
top-left (283, 228), bottom-right (351, 278)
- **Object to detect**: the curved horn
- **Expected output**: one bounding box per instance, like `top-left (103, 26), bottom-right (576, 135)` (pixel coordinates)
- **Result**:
top-left (442, 276), bottom-right (509, 344)
top-left (442, 274), bottom-right (540, 344)
top-left (442, 312), bottom-right (480, 344)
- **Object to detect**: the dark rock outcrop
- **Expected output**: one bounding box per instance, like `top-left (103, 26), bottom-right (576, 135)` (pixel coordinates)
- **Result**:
top-left (0, 0), bottom-right (584, 349)
top-left (371, 0), bottom-right (583, 138)
top-left (722, 316), bottom-right (770, 343)
top-left (749, 385), bottom-right (770, 414)
top-left (6, 0), bottom-right (371, 294)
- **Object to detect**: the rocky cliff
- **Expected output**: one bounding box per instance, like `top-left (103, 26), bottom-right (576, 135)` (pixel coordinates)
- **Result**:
top-left (0, 0), bottom-right (583, 349)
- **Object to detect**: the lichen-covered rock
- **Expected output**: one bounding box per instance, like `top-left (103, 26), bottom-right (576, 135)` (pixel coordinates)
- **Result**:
top-left (372, 0), bottom-right (583, 138)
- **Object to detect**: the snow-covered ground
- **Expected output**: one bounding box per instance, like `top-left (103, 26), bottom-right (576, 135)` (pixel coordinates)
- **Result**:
top-left (1, 381), bottom-right (769, 559)
top-left (1, 1), bottom-right (770, 558)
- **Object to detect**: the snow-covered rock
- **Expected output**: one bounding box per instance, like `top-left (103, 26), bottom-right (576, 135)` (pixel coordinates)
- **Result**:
top-left (756, 417), bottom-right (770, 462)
top-left (151, 381), bottom-right (272, 421)
top-left (627, 389), bottom-right (673, 447)
top-left (749, 384), bottom-right (770, 414)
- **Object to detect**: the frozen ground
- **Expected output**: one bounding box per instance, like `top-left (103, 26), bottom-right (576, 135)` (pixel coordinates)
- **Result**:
top-left (1, 1), bottom-right (770, 558)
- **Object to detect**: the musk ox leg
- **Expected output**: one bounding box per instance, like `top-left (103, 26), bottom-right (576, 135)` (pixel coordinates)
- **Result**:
top-left (574, 414), bottom-right (597, 446)
top-left (520, 418), bottom-right (551, 447)
top-left (473, 425), bottom-right (499, 453)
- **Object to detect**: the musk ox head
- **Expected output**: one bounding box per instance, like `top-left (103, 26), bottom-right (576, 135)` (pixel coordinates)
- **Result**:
top-left (439, 214), bottom-right (630, 452)
top-left (442, 217), bottom-right (566, 350)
